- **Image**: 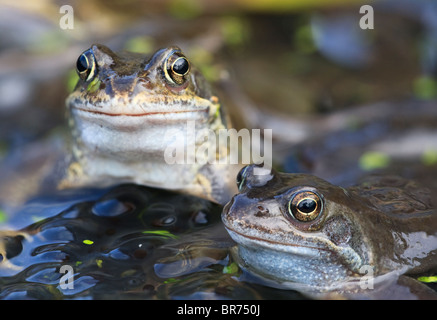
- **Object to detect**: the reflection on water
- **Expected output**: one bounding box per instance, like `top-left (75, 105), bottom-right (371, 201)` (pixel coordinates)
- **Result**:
top-left (0, 184), bottom-right (303, 299)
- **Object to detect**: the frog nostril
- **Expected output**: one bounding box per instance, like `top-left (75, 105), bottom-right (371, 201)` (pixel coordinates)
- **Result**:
top-left (255, 205), bottom-right (270, 217)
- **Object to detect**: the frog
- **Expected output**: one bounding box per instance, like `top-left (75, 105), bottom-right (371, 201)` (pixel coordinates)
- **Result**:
top-left (64, 44), bottom-right (243, 205)
top-left (222, 164), bottom-right (437, 299)
top-left (0, 44), bottom-right (240, 209)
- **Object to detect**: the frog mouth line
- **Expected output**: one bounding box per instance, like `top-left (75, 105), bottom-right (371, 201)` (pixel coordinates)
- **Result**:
top-left (224, 224), bottom-right (330, 254)
top-left (73, 106), bottom-right (210, 117)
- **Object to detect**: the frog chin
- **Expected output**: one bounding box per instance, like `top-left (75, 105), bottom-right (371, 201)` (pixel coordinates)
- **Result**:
top-left (72, 109), bottom-right (211, 158)
top-left (68, 103), bottom-right (221, 189)
top-left (225, 228), bottom-right (363, 287)
top-left (70, 105), bottom-right (210, 128)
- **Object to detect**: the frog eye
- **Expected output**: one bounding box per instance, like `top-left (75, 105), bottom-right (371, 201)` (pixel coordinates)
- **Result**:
top-left (236, 165), bottom-right (250, 191)
top-left (76, 49), bottom-right (97, 82)
top-left (164, 51), bottom-right (191, 85)
top-left (288, 190), bottom-right (322, 222)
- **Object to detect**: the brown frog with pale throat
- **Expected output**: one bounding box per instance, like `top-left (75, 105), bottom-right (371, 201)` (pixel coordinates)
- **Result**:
top-left (65, 44), bottom-right (240, 204)
top-left (0, 44), bottom-right (240, 207)
top-left (222, 164), bottom-right (437, 299)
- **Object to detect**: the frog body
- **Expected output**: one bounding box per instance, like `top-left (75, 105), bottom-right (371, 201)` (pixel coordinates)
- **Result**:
top-left (1, 44), bottom-right (240, 207)
top-left (222, 165), bottom-right (437, 299)
top-left (64, 44), bottom-right (240, 204)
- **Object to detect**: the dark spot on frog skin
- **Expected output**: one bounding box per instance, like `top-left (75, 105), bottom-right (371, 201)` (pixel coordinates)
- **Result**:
top-left (99, 81), bottom-right (106, 91)
top-left (255, 205), bottom-right (270, 217)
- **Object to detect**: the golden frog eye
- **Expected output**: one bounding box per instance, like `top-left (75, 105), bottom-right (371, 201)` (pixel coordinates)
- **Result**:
top-left (76, 49), bottom-right (97, 82)
top-left (164, 51), bottom-right (191, 85)
top-left (288, 190), bottom-right (322, 222)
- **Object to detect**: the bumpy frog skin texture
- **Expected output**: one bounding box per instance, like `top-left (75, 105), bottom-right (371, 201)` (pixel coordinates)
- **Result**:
top-left (64, 44), bottom-right (237, 204)
top-left (222, 165), bottom-right (437, 296)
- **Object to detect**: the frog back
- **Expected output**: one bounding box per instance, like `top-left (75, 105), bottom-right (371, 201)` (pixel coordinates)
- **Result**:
top-left (348, 175), bottom-right (437, 275)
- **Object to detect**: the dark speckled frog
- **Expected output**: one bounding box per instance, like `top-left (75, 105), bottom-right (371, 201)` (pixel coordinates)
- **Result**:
top-left (64, 44), bottom-right (239, 205)
top-left (222, 164), bottom-right (437, 299)
top-left (0, 44), bottom-right (240, 208)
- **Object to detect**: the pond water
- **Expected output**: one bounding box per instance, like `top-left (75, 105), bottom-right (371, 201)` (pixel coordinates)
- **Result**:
top-left (0, 184), bottom-right (304, 300)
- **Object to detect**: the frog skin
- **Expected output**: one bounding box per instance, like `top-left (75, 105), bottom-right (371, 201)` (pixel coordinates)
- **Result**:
top-left (222, 164), bottom-right (437, 299)
top-left (62, 44), bottom-right (239, 205)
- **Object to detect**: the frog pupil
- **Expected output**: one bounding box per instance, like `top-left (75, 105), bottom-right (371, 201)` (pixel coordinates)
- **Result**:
top-left (77, 54), bottom-right (89, 73)
top-left (173, 57), bottom-right (189, 75)
top-left (298, 199), bottom-right (316, 214)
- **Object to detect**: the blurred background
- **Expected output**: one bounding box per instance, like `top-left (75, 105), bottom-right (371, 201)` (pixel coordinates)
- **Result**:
top-left (1, 0), bottom-right (437, 171)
